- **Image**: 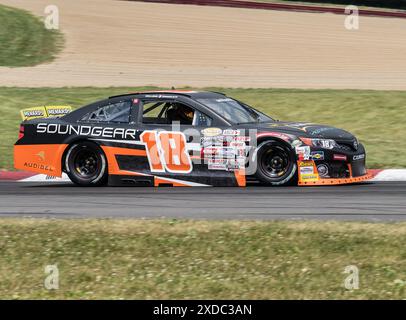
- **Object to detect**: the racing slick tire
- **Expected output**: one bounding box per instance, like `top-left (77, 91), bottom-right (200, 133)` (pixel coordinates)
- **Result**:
top-left (254, 140), bottom-right (297, 186)
top-left (65, 141), bottom-right (108, 187)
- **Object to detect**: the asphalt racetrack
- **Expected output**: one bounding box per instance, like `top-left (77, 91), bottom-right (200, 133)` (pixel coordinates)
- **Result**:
top-left (0, 182), bottom-right (405, 221)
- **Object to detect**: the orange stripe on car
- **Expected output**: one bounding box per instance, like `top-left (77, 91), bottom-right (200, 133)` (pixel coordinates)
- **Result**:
top-left (154, 176), bottom-right (192, 187)
top-left (101, 146), bottom-right (146, 175)
top-left (234, 169), bottom-right (246, 187)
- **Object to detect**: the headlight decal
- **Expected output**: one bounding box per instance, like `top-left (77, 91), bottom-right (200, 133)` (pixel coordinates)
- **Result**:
top-left (299, 137), bottom-right (337, 150)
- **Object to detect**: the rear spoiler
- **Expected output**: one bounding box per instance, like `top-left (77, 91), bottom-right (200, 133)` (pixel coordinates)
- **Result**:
top-left (20, 105), bottom-right (72, 121)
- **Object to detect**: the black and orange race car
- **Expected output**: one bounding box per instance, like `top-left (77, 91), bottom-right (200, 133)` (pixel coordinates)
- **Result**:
top-left (14, 91), bottom-right (370, 187)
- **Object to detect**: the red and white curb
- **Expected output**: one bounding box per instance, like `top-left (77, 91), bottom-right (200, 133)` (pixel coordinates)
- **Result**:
top-left (19, 173), bottom-right (72, 183)
top-left (369, 169), bottom-right (406, 182)
top-left (1, 169), bottom-right (406, 183)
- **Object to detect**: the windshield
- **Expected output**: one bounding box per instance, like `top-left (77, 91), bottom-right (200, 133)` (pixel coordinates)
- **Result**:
top-left (197, 98), bottom-right (273, 124)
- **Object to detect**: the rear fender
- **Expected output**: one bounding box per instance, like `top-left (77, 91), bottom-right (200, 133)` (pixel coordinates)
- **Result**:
top-left (14, 143), bottom-right (68, 177)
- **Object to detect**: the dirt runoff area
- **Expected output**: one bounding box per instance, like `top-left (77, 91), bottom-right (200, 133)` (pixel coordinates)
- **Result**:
top-left (1, 0), bottom-right (406, 89)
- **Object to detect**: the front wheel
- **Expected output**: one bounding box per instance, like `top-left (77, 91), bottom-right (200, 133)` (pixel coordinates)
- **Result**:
top-left (254, 140), bottom-right (297, 186)
top-left (65, 141), bottom-right (108, 187)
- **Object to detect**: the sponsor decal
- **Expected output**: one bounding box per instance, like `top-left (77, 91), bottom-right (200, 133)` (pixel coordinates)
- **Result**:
top-left (208, 163), bottom-right (227, 171)
top-left (24, 162), bottom-right (54, 172)
top-left (301, 174), bottom-right (319, 181)
top-left (208, 158), bottom-right (227, 170)
top-left (37, 123), bottom-right (137, 140)
top-left (295, 146), bottom-right (311, 161)
top-left (202, 147), bottom-right (219, 155)
top-left (36, 151), bottom-right (45, 161)
top-left (201, 135), bottom-right (250, 147)
top-left (227, 159), bottom-right (245, 170)
top-left (20, 107), bottom-right (47, 121)
top-left (203, 146), bottom-right (246, 158)
top-left (203, 147), bottom-right (237, 158)
top-left (144, 94), bottom-right (178, 99)
top-left (333, 154), bottom-right (347, 161)
top-left (353, 154), bottom-right (365, 161)
top-left (309, 127), bottom-right (334, 136)
top-left (233, 136), bottom-right (251, 142)
top-left (45, 106), bottom-right (72, 117)
top-left (223, 129), bottom-right (240, 136)
top-left (229, 141), bottom-right (246, 148)
top-left (208, 158), bottom-right (244, 171)
top-left (300, 166), bottom-right (314, 175)
top-left (200, 132), bottom-right (249, 171)
top-left (310, 151), bottom-right (325, 161)
top-left (298, 160), bottom-right (319, 182)
top-left (20, 106), bottom-right (72, 121)
top-left (299, 160), bottom-right (314, 167)
top-left (201, 127), bottom-right (222, 137)
top-left (201, 137), bottom-right (224, 147)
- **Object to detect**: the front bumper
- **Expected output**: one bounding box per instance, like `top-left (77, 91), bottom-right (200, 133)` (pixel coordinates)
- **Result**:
top-left (297, 143), bottom-right (371, 186)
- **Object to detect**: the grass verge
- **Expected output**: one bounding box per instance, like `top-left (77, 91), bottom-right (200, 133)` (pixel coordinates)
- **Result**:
top-left (0, 4), bottom-right (63, 67)
top-left (1, 87), bottom-right (406, 170)
top-left (0, 218), bottom-right (405, 299)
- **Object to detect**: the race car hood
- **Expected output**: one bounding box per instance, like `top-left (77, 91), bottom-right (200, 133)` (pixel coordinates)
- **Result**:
top-left (257, 121), bottom-right (355, 140)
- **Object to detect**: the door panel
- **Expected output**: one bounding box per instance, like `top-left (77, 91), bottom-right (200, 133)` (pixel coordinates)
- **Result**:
top-left (107, 98), bottom-right (248, 186)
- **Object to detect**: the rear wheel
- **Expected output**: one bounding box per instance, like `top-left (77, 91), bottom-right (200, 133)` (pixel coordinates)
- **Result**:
top-left (255, 140), bottom-right (297, 186)
top-left (65, 141), bottom-right (108, 187)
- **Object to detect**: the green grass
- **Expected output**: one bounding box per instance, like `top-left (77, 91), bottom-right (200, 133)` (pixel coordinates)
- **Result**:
top-left (0, 4), bottom-right (63, 67)
top-left (0, 218), bottom-right (405, 299)
top-left (1, 87), bottom-right (406, 170)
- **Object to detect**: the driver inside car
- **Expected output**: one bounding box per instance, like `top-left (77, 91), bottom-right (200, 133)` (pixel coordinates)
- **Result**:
top-left (166, 103), bottom-right (194, 125)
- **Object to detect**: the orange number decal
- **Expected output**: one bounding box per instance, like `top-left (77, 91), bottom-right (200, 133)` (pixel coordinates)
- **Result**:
top-left (140, 131), bottom-right (192, 174)
top-left (140, 131), bottom-right (165, 172)
top-left (158, 132), bottom-right (192, 173)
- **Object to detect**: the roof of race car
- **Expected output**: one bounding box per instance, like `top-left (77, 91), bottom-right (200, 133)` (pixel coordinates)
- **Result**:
top-left (109, 90), bottom-right (225, 100)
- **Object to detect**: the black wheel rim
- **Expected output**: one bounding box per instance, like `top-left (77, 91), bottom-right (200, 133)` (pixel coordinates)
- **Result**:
top-left (73, 148), bottom-right (100, 179)
top-left (260, 145), bottom-right (291, 179)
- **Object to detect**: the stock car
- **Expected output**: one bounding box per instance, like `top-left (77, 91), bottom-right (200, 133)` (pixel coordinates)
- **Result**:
top-left (14, 91), bottom-right (370, 187)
